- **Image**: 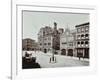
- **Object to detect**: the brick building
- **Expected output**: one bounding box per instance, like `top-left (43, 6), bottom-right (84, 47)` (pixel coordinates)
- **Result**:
top-left (22, 38), bottom-right (38, 51)
top-left (75, 22), bottom-right (89, 58)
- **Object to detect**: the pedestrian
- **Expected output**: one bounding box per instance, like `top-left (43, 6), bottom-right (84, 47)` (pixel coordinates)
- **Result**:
top-left (49, 57), bottom-right (51, 63)
top-left (55, 57), bottom-right (57, 63)
top-left (79, 56), bottom-right (80, 60)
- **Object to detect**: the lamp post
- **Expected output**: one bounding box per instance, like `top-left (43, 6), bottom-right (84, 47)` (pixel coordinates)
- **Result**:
top-left (50, 22), bottom-right (58, 63)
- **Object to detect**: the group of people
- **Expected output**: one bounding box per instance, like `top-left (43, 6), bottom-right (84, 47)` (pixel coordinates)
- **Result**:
top-left (22, 52), bottom-right (41, 69)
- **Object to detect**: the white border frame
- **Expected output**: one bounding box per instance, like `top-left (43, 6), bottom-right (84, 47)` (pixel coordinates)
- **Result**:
top-left (12, 1), bottom-right (97, 80)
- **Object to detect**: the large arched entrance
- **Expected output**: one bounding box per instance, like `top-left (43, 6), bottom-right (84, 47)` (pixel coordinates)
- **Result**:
top-left (61, 49), bottom-right (66, 55)
top-left (68, 49), bottom-right (73, 56)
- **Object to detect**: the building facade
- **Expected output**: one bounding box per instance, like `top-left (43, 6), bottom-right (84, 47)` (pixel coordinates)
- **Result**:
top-left (38, 22), bottom-right (61, 53)
top-left (38, 26), bottom-right (53, 53)
top-left (60, 28), bottom-right (76, 56)
top-left (75, 22), bottom-right (89, 58)
top-left (22, 38), bottom-right (38, 51)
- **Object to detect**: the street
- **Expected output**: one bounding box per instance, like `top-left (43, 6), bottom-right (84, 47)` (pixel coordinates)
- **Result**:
top-left (22, 51), bottom-right (89, 68)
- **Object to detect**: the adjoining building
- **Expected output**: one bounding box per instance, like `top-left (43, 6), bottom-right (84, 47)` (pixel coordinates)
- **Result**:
top-left (38, 26), bottom-right (53, 53)
top-left (38, 22), bottom-right (61, 53)
top-left (60, 28), bottom-right (76, 56)
top-left (75, 22), bottom-right (89, 58)
top-left (22, 38), bottom-right (39, 51)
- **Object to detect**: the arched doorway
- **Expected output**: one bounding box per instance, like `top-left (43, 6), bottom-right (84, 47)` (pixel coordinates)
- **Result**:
top-left (44, 49), bottom-right (47, 53)
top-left (84, 48), bottom-right (89, 58)
top-left (61, 49), bottom-right (66, 55)
top-left (68, 49), bottom-right (73, 57)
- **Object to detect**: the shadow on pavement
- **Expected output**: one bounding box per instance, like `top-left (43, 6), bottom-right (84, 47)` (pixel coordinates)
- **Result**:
top-left (22, 57), bottom-right (41, 69)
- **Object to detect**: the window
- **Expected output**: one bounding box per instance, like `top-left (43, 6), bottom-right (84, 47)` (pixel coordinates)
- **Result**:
top-left (81, 41), bottom-right (84, 44)
top-left (77, 42), bottom-right (80, 47)
top-left (85, 34), bottom-right (89, 37)
top-left (81, 34), bottom-right (84, 37)
top-left (44, 43), bottom-right (47, 45)
top-left (81, 34), bottom-right (84, 39)
top-left (81, 27), bottom-right (84, 32)
top-left (44, 38), bottom-right (47, 40)
top-left (77, 28), bottom-right (81, 33)
top-left (43, 31), bottom-right (45, 35)
top-left (62, 42), bottom-right (67, 44)
top-left (69, 43), bottom-right (73, 46)
top-left (48, 49), bottom-right (50, 51)
top-left (77, 42), bottom-right (80, 44)
top-left (85, 41), bottom-right (88, 44)
top-left (85, 41), bottom-right (89, 47)
top-left (81, 41), bottom-right (84, 47)
top-left (48, 37), bottom-right (51, 40)
top-left (48, 43), bottom-right (51, 45)
top-left (85, 26), bottom-right (89, 32)
top-left (77, 35), bottom-right (80, 39)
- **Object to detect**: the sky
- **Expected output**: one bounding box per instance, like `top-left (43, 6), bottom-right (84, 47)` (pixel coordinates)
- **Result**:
top-left (23, 11), bottom-right (89, 41)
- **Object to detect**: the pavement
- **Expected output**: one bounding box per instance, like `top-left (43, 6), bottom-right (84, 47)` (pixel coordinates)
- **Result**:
top-left (22, 51), bottom-right (89, 68)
